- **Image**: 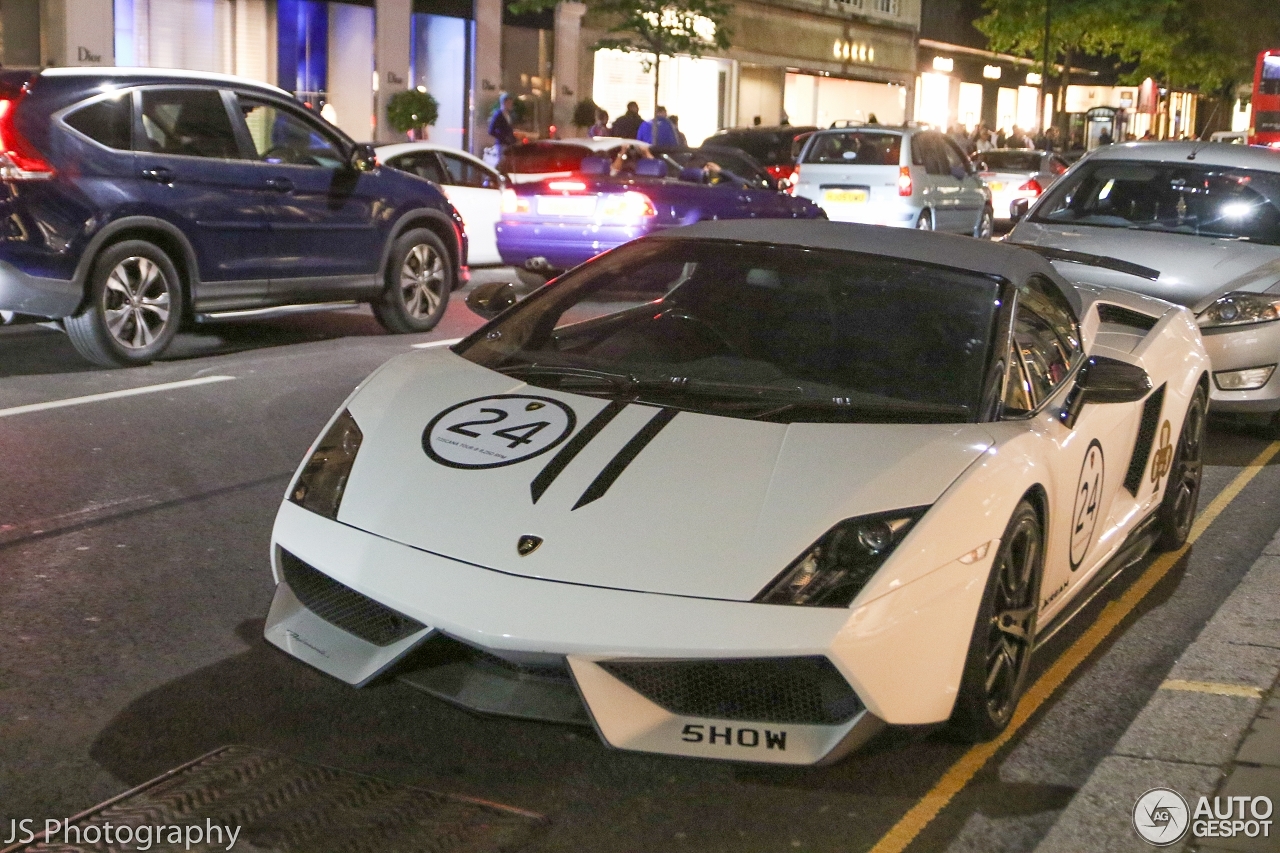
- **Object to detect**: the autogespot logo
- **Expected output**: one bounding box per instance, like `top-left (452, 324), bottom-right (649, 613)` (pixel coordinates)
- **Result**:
top-left (1133, 788), bottom-right (1190, 846)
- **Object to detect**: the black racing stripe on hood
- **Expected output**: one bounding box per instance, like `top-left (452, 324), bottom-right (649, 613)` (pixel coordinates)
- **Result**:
top-left (572, 407), bottom-right (679, 510)
top-left (530, 399), bottom-right (628, 503)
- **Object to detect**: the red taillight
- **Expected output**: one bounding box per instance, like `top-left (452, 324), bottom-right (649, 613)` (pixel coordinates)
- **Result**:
top-left (548, 179), bottom-right (587, 192)
top-left (600, 191), bottom-right (656, 220)
top-left (898, 166), bottom-right (913, 197)
top-left (501, 188), bottom-right (530, 214)
top-left (766, 164), bottom-right (795, 181)
top-left (1018, 178), bottom-right (1043, 194)
top-left (0, 97), bottom-right (53, 180)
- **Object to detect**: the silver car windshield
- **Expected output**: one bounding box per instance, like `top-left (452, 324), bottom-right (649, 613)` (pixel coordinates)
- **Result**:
top-left (457, 239), bottom-right (1001, 424)
top-left (1032, 160), bottom-right (1280, 245)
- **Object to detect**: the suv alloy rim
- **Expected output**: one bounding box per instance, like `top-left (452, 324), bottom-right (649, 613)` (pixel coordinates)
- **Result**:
top-left (103, 257), bottom-right (172, 349)
top-left (400, 244), bottom-right (445, 318)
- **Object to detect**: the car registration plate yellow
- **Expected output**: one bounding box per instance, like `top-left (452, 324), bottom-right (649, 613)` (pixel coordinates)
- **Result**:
top-left (824, 188), bottom-right (868, 204)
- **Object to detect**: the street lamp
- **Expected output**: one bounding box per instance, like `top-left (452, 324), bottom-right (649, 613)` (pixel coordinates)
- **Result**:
top-left (1041, 0), bottom-right (1052, 132)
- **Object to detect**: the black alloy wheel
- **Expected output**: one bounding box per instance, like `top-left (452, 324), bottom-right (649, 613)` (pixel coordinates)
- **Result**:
top-left (950, 499), bottom-right (1043, 741)
top-left (1154, 385), bottom-right (1208, 551)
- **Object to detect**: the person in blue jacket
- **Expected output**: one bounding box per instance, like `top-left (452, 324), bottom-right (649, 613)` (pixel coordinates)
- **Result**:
top-left (487, 93), bottom-right (518, 158)
top-left (636, 106), bottom-right (679, 147)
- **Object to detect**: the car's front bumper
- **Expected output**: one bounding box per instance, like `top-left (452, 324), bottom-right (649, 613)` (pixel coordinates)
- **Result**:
top-left (1200, 321), bottom-right (1280, 416)
top-left (266, 500), bottom-right (989, 764)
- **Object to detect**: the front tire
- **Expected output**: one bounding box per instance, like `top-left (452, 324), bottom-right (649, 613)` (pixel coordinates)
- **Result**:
top-left (1153, 385), bottom-right (1208, 551)
top-left (371, 229), bottom-right (452, 333)
top-left (64, 240), bottom-right (183, 367)
top-left (949, 499), bottom-right (1043, 741)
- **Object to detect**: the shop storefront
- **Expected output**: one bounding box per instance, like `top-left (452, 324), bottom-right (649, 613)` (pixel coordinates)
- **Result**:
top-left (914, 40), bottom-right (1049, 135)
top-left (412, 0), bottom-right (475, 150)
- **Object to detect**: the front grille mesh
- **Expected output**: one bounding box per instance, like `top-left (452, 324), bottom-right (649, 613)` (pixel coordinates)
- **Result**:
top-left (599, 656), bottom-right (862, 725)
top-left (280, 549), bottom-right (425, 647)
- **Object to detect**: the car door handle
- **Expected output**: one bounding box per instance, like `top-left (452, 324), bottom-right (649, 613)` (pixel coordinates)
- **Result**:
top-left (140, 167), bottom-right (174, 183)
top-left (265, 177), bottom-right (294, 193)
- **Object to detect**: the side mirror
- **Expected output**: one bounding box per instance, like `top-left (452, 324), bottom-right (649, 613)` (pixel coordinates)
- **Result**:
top-left (1010, 197), bottom-right (1031, 223)
top-left (349, 143), bottom-right (377, 173)
top-left (466, 280), bottom-right (538, 319)
top-left (1059, 356), bottom-right (1152, 428)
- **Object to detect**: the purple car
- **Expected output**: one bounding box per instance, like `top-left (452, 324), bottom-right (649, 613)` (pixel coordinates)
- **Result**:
top-left (495, 146), bottom-right (824, 272)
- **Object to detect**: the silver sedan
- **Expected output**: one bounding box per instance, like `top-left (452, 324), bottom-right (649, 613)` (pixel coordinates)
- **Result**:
top-left (1008, 141), bottom-right (1280, 423)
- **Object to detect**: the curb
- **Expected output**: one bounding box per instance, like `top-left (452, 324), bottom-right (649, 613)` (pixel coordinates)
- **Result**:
top-left (1032, 529), bottom-right (1280, 853)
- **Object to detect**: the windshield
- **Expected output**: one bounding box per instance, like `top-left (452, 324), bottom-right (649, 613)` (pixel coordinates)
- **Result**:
top-left (657, 149), bottom-right (774, 189)
top-left (982, 151), bottom-right (1044, 172)
top-left (803, 132), bottom-right (903, 166)
top-left (457, 240), bottom-right (1002, 424)
top-left (1032, 160), bottom-right (1280, 245)
top-left (499, 143), bottom-right (593, 174)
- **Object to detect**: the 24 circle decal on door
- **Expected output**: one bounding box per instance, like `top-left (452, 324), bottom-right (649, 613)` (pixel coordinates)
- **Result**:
top-left (1070, 440), bottom-right (1105, 569)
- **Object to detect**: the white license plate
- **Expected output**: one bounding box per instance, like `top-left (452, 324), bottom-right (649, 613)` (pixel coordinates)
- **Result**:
top-left (824, 188), bottom-right (868, 204)
top-left (537, 196), bottom-right (597, 217)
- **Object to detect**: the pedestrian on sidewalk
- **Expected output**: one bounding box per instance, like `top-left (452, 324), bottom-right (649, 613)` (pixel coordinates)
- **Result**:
top-left (487, 93), bottom-right (518, 160)
top-left (611, 101), bottom-right (643, 139)
top-left (637, 106), bottom-right (679, 147)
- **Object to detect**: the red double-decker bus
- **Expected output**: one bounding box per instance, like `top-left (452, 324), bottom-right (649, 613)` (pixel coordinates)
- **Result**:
top-left (1250, 49), bottom-right (1280, 147)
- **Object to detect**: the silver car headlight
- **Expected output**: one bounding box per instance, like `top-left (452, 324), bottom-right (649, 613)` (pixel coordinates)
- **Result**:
top-left (1196, 292), bottom-right (1280, 329)
top-left (289, 409), bottom-right (363, 520)
top-left (753, 507), bottom-right (928, 607)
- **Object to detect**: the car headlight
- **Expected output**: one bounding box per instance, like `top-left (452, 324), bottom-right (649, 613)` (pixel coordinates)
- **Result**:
top-left (1196, 292), bottom-right (1280, 329)
top-left (753, 507), bottom-right (929, 607)
top-left (289, 409), bottom-right (363, 520)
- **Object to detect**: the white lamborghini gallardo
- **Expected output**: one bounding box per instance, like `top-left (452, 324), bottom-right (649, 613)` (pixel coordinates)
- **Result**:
top-left (265, 221), bottom-right (1210, 765)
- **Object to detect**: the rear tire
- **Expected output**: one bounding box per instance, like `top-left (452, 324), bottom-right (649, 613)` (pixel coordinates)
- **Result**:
top-left (916, 210), bottom-right (933, 231)
top-left (949, 499), bottom-right (1043, 741)
top-left (974, 207), bottom-right (994, 240)
top-left (371, 229), bottom-right (452, 334)
top-left (64, 240), bottom-right (183, 367)
top-left (1153, 385), bottom-right (1208, 551)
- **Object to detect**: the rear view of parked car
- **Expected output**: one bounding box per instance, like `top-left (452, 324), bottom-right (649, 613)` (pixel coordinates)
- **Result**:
top-left (0, 68), bottom-right (467, 367)
top-left (791, 127), bottom-right (992, 237)
top-left (976, 149), bottom-right (1070, 222)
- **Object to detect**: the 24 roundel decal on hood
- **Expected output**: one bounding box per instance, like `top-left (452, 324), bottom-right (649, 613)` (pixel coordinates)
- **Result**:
top-left (423, 394), bottom-right (577, 469)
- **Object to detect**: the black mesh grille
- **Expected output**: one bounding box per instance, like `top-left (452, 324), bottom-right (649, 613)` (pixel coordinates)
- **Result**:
top-left (1124, 384), bottom-right (1166, 496)
top-left (280, 550), bottom-right (425, 647)
top-left (598, 656), bottom-right (862, 725)
top-left (1097, 303), bottom-right (1158, 332)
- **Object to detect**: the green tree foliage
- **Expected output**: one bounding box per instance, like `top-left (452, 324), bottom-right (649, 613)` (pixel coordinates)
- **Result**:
top-left (509, 0), bottom-right (732, 106)
top-left (386, 89), bottom-right (440, 136)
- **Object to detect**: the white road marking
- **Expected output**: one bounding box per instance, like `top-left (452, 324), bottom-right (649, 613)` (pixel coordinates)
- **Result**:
top-left (0, 375), bottom-right (235, 418)
top-left (411, 338), bottom-right (463, 349)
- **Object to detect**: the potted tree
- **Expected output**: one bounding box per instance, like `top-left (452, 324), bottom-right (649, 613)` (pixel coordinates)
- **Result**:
top-left (386, 88), bottom-right (440, 140)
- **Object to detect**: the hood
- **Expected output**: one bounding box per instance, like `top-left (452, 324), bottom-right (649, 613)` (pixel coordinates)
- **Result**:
top-left (1010, 221), bottom-right (1280, 312)
top-left (336, 351), bottom-right (996, 602)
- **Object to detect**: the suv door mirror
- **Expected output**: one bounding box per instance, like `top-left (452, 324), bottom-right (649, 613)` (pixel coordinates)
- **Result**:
top-left (466, 280), bottom-right (538, 319)
top-left (350, 143), bottom-right (377, 173)
top-left (1059, 355), bottom-right (1152, 427)
top-left (1010, 197), bottom-right (1032, 222)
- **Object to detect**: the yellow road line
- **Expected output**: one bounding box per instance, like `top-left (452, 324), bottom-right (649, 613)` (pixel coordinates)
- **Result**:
top-left (868, 439), bottom-right (1280, 853)
top-left (1160, 679), bottom-right (1264, 698)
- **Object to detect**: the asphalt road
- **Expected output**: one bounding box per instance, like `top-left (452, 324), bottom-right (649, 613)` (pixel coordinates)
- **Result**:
top-left (3, 272), bottom-right (1279, 853)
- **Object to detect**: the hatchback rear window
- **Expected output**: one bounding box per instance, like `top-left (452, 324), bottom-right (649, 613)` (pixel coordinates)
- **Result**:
top-left (981, 151), bottom-right (1044, 172)
top-left (500, 144), bottom-right (593, 174)
top-left (803, 132), bottom-right (902, 166)
top-left (65, 95), bottom-right (132, 151)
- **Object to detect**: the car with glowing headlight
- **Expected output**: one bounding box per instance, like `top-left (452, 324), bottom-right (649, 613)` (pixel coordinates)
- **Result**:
top-left (1008, 141), bottom-right (1280, 425)
top-left (266, 220), bottom-right (1209, 765)
top-left (494, 147), bottom-right (822, 273)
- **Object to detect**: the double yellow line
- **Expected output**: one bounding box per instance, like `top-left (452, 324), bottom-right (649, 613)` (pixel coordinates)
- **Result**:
top-left (868, 439), bottom-right (1280, 853)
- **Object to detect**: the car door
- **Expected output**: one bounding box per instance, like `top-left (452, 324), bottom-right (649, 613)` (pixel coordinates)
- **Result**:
top-left (941, 137), bottom-right (987, 232)
top-left (1001, 277), bottom-right (1137, 610)
top-left (134, 86), bottom-right (271, 307)
top-left (437, 152), bottom-right (503, 265)
top-left (233, 95), bottom-right (382, 299)
top-left (911, 133), bottom-right (952, 228)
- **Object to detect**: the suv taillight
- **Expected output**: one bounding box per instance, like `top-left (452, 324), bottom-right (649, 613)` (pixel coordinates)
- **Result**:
top-left (0, 96), bottom-right (53, 181)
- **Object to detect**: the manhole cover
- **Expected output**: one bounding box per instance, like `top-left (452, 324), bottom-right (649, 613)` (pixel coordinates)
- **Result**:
top-left (4, 745), bottom-right (543, 853)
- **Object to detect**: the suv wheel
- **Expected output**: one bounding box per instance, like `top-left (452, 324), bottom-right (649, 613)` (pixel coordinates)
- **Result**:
top-left (65, 241), bottom-right (183, 367)
top-left (372, 228), bottom-right (452, 333)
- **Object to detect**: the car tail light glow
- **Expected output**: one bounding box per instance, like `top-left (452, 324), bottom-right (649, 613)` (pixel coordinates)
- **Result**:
top-left (898, 166), bottom-right (913, 197)
top-left (547, 179), bottom-right (587, 192)
top-left (0, 97), bottom-right (54, 181)
top-left (1018, 178), bottom-right (1044, 195)
top-left (501, 188), bottom-right (530, 214)
top-left (600, 191), bottom-right (656, 220)
top-left (766, 164), bottom-right (795, 181)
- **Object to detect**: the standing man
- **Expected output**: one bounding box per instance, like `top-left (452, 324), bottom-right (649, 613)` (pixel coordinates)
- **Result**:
top-left (611, 101), bottom-right (643, 139)
top-left (637, 106), bottom-right (679, 147)
top-left (487, 93), bottom-right (518, 160)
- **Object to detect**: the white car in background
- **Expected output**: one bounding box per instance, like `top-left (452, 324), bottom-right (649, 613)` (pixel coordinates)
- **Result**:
top-left (265, 220), bottom-right (1210, 765)
top-left (977, 148), bottom-right (1071, 222)
top-left (378, 143), bottom-right (503, 265)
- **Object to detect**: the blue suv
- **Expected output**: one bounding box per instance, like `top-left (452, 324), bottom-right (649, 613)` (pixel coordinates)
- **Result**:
top-left (0, 68), bottom-right (467, 366)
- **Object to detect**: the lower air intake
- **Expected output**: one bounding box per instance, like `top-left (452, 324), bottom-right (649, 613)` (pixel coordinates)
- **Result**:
top-left (598, 656), bottom-right (862, 725)
top-left (279, 549), bottom-right (425, 647)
